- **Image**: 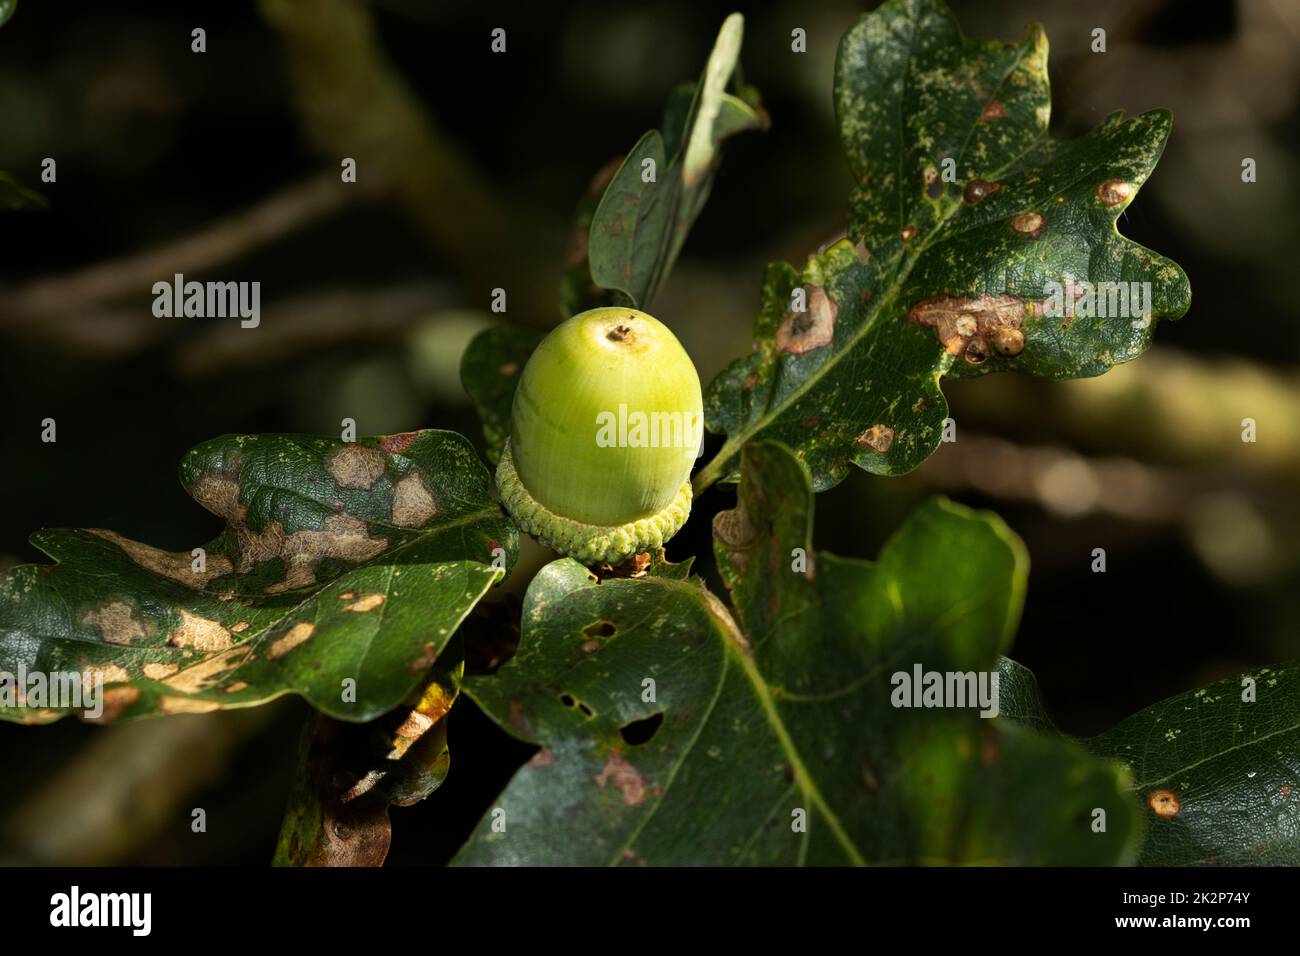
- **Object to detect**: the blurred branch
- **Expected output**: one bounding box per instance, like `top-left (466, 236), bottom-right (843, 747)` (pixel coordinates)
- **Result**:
top-left (0, 174), bottom-right (348, 354)
top-left (946, 348), bottom-right (1300, 481)
top-left (916, 430), bottom-right (1299, 587)
top-left (1, 707), bottom-right (277, 865)
top-left (173, 279), bottom-right (455, 378)
top-left (258, 0), bottom-right (558, 325)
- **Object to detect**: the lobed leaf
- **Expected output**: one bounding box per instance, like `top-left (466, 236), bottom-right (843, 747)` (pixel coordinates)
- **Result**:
top-left (453, 442), bottom-right (1139, 865)
top-left (698, 0), bottom-right (1191, 492)
top-left (0, 430), bottom-right (515, 724)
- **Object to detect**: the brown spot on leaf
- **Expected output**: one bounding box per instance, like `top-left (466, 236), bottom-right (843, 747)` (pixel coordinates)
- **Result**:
top-left (224, 681), bottom-right (248, 693)
top-left (741, 372), bottom-right (759, 391)
top-left (855, 424), bottom-right (895, 454)
top-left (231, 621), bottom-right (250, 633)
top-left (192, 473), bottom-right (388, 591)
top-left (82, 602), bottom-right (147, 645)
top-left (923, 166), bottom-right (944, 200)
top-left (1097, 179), bottom-right (1133, 206)
top-left (990, 327), bottom-right (1025, 356)
top-left (165, 646), bottom-right (252, 693)
top-left (169, 609), bottom-right (233, 652)
top-left (409, 642), bottom-right (437, 672)
top-left (88, 686), bottom-right (140, 723)
top-left (900, 224), bottom-right (918, 241)
top-left (980, 99), bottom-right (1007, 121)
top-left (775, 286), bottom-right (836, 355)
top-left (343, 593), bottom-right (386, 612)
top-left (329, 445), bottom-right (388, 490)
top-left (378, 431), bottom-right (420, 455)
top-left (712, 502), bottom-right (760, 575)
top-left (594, 749), bottom-right (646, 806)
top-left (88, 529), bottom-right (234, 588)
top-left (390, 471), bottom-right (437, 528)
top-left (82, 665), bottom-right (130, 693)
top-left (268, 622), bottom-right (316, 660)
top-left (963, 179), bottom-right (1000, 204)
top-left (1009, 211), bottom-right (1045, 238)
top-left (529, 747), bottom-right (555, 768)
top-left (907, 293), bottom-right (1028, 363)
top-left (1148, 789), bottom-right (1181, 817)
top-left (143, 662), bottom-right (180, 680)
top-left (159, 695), bottom-right (222, 714)
top-left (261, 515), bottom-right (389, 594)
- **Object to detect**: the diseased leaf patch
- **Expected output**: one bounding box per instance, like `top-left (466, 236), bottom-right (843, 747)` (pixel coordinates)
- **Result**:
top-left (0, 430), bottom-right (516, 723)
top-left (699, 0), bottom-right (1191, 492)
top-left (273, 639), bottom-right (464, 866)
top-left (1087, 664), bottom-right (1300, 866)
top-left (454, 443), bottom-right (1140, 865)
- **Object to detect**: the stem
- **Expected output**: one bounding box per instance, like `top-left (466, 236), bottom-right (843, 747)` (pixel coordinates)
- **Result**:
top-left (692, 437), bottom-right (740, 495)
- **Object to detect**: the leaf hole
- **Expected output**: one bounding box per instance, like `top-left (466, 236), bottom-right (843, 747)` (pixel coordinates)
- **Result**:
top-left (619, 712), bottom-right (664, 746)
top-left (583, 620), bottom-right (617, 638)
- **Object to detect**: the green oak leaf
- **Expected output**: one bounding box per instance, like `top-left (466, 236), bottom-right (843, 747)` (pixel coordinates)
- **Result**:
top-left (0, 1), bottom-right (15, 30)
top-left (585, 12), bottom-right (766, 310)
top-left (698, 0), bottom-right (1190, 491)
top-left (460, 325), bottom-right (545, 465)
top-left (0, 430), bottom-right (515, 724)
top-left (995, 655), bottom-right (1057, 733)
top-left (1087, 663), bottom-right (1300, 866)
top-left (452, 442), bottom-right (1139, 865)
top-left (273, 639), bottom-right (464, 866)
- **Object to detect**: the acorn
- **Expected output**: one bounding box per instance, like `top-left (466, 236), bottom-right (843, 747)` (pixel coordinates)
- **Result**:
top-left (496, 307), bottom-right (703, 565)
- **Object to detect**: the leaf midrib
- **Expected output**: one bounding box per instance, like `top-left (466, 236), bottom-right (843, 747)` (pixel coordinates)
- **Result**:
top-left (647, 576), bottom-right (869, 866)
top-left (696, 33), bottom-right (1046, 491)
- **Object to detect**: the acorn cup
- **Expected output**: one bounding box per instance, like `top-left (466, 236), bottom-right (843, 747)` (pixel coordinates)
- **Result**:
top-left (496, 307), bottom-right (704, 564)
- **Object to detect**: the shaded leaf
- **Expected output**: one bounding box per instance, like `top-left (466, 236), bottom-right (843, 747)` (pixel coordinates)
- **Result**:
top-left (995, 656), bottom-right (1057, 733)
top-left (460, 325), bottom-right (545, 464)
top-left (272, 639), bottom-right (464, 866)
top-left (1088, 663), bottom-right (1300, 865)
top-left (559, 157), bottom-right (626, 318)
top-left (0, 430), bottom-right (515, 723)
top-left (584, 12), bottom-right (766, 309)
top-left (698, 0), bottom-right (1190, 491)
top-left (453, 442), bottom-right (1138, 865)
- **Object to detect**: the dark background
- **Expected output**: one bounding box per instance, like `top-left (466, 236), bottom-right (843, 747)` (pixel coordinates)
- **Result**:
top-left (1, 0), bottom-right (1297, 864)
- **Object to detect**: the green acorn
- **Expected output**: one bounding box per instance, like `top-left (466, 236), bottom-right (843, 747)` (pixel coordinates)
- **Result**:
top-left (496, 307), bottom-right (703, 564)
